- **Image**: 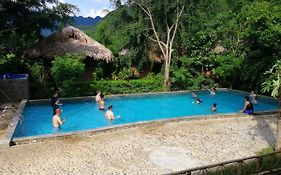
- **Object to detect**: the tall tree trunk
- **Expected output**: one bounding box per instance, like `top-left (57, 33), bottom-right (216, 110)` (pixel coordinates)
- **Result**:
top-left (276, 88), bottom-right (281, 150)
top-left (134, 2), bottom-right (184, 92)
top-left (164, 56), bottom-right (170, 91)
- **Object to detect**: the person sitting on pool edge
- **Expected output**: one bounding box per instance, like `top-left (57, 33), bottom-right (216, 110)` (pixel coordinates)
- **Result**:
top-left (105, 105), bottom-right (115, 120)
top-left (99, 95), bottom-right (105, 110)
top-left (240, 96), bottom-right (254, 114)
top-left (211, 103), bottom-right (217, 112)
top-left (52, 108), bottom-right (65, 130)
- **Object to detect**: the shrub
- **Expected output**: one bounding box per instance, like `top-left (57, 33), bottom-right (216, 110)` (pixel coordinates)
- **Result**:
top-left (51, 54), bottom-right (85, 96)
top-left (91, 75), bottom-right (164, 95)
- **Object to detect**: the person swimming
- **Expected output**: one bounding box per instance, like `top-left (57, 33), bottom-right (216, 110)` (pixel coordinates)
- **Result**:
top-left (211, 103), bottom-right (217, 112)
top-left (192, 91), bottom-right (198, 98)
top-left (196, 98), bottom-right (202, 104)
top-left (240, 96), bottom-right (254, 114)
top-left (250, 90), bottom-right (257, 104)
top-left (209, 88), bottom-right (216, 95)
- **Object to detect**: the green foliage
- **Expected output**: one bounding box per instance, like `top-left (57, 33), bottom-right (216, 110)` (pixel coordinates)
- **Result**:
top-left (2, 0), bottom-right (281, 98)
top-left (0, 0), bottom-right (77, 56)
top-left (256, 147), bottom-right (274, 156)
top-left (0, 53), bottom-right (15, 65)
top-left (28, 63), bottom-right (57, 99)
top-left (51, 54), bottom-right (85, 96)
top-left (91, 75), bottom-right (164, 94)
top-left (212, 53), bottom-right (242, 83)
top-left (116, 68), bottom-right (133, 80)
top-left (0, 53), bottom-right (27, 74)
top-left (262, 59), bottom-right (281, 97)
top-left (239, 1), bottom-right (281, 50)
top-left (185, 148), bottom-right (281, 175)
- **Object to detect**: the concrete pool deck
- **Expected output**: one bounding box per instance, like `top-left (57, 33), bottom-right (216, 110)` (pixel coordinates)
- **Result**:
top-left (0, 114), bottom-right (278, 174)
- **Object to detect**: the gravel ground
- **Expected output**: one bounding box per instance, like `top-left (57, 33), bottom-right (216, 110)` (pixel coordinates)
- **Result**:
top-left (0, 115), bottom-right (277, 175)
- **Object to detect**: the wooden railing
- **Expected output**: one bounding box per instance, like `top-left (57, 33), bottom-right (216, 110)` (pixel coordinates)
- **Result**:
top-left (165, 151), bottom-right (281, 175)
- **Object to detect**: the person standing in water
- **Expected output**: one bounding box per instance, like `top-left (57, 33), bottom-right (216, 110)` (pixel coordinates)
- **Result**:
top-left (95, 91), bottom-right (102, 102)
top-left (211, 103), bottom-right (217, 112)
top-left (209, 87), bottom-right (216, 95)
top-left (105, 105), bottom-right (115, 120)
top-left (250, 90), bottom-right (257, 104)
top-left (99, 95), bottom-right (105, 110)
top-left (192, 91), bottom-right (198, 98)
top-left (51, 92), bottom-right (62, 115)
top-left (52, 108), bottom-right (65, 130)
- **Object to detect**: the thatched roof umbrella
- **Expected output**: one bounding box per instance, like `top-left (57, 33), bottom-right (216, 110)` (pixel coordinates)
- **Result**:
top-left (28, 26), bottom-right (113, 62)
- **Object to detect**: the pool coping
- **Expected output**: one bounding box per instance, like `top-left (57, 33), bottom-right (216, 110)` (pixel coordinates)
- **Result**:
top-left (26, 88), bottom-right (278, 103)
top-left (0, 99), bottom-right (27, 148)
top-left (7, 88), bottom-right (279, 146)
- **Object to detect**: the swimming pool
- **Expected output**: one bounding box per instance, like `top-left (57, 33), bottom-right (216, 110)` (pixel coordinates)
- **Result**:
top-left (13, 90), bottom-right (278, 138)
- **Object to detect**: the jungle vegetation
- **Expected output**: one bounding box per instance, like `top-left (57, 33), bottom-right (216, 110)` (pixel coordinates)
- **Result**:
top-left (0, 0), bottom-right (280, 98)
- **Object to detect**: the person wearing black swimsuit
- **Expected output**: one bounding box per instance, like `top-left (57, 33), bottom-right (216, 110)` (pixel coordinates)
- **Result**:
top-left (240, 96), bottom-right (254, 114)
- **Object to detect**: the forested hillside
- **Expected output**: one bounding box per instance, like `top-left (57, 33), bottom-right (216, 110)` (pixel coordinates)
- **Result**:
top-left (91, 0), bottom-right (280, 92)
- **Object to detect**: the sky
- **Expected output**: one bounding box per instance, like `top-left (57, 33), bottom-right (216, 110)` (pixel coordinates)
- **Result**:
top-left (60, 0), bottom-right (113, 18)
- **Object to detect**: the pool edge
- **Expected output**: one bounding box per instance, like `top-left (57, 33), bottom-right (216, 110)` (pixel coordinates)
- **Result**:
top-left (11, 111), bottom-right (277, 146)
top-left (0, 99), bottom-right (27, 148)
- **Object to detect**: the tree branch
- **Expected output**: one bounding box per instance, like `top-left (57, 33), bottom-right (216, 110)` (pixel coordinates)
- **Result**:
top-left (148, 36), bottom-right (166, 47)
top-left (134, 2), bottom-right (167, 57)
top-left (170, 6), bottom-right (184, 54)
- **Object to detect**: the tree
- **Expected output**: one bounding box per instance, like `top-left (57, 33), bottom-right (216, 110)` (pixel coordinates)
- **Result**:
top-left (51, 54), bottom-right (85, 96)
top-left (131, 0), bottom-right (184, 90)
top-left (0, 0), bottom-right (77, 56)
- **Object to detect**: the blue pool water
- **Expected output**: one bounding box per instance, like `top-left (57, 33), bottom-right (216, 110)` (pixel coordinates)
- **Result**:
top-left (13, 90), bottom-right (278, 138)
top-left (0, 73), bottom-right (27, 79)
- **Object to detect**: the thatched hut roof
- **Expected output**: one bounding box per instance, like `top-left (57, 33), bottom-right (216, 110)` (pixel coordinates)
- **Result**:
top-left (28, 26), bottom-right (113, 62)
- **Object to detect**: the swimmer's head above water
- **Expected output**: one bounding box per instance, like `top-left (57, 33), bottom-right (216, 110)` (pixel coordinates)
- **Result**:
top-left (55, 108), bottom-right (62, 115)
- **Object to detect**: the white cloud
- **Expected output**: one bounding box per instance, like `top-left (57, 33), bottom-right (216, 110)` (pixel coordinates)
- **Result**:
top-left (58, 0), bottom-right (65, 3)
top-left (80, 8), bottom-right (113, 18)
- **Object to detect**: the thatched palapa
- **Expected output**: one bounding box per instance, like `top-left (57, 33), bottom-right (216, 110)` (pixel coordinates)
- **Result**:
top-left (29, 26), bottom-right (113, 62)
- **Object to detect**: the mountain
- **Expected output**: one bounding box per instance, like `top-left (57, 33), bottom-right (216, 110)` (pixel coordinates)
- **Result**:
top-left (73, 16), bottom-right (102, 26)
top-left (41, 16), bottom-right (102, 36)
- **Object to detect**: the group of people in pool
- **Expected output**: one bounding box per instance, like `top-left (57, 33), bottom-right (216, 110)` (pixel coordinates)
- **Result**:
top-left (240, 90), bottom-right (257, 114)
top-left (95, 91), bottom-right (119, 120)
top-left (192, 88), bottom-right (217, 112)
top-left (50, 89), bottom-right (258, 130)
top-left (50, 91), bottom-right (118, 130)
top-left (192, 88), bottom-right (257, 114)
top-left (51, 92), bottom-right (65, 130)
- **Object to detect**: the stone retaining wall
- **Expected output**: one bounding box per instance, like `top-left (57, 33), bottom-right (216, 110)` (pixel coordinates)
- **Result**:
top-left (0, 74), bottom-right (29, 102)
